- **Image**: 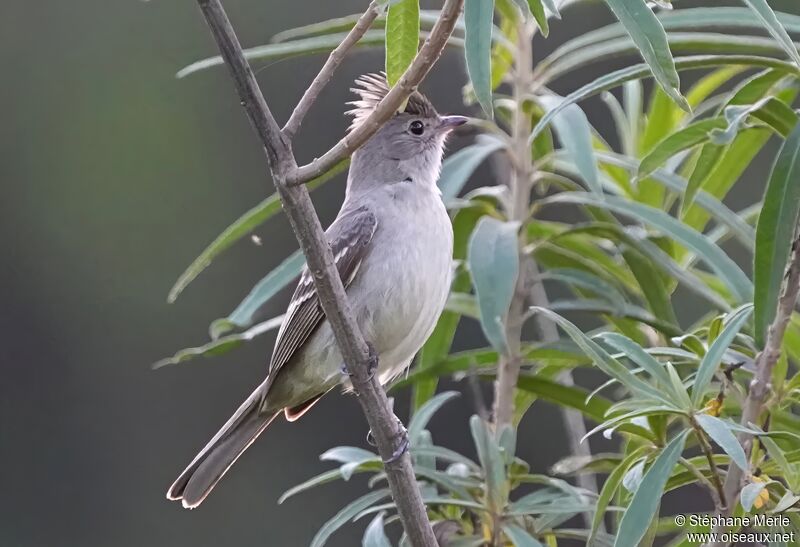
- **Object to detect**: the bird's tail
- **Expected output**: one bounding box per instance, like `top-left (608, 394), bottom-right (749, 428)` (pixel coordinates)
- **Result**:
top-left (167, 383), bottom-right (278, 509)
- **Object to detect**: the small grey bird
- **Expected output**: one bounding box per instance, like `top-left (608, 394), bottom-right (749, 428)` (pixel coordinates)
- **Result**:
top-left (167, 73), bottom-right (466, 508)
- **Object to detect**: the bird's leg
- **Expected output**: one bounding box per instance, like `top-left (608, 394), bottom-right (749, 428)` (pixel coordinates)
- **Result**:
top-left (340, 342), bottom-right (379, 381)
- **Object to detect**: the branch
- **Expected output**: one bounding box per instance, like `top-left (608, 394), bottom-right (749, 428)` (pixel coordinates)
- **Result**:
top-left (192, 1), bottom-right (465, 545)
top-left (286, 0), bottom-right (464, 185)
top-left (281, 1), bottom-right (381, 140)
top-left (714, 234), bottom-right (800, 529)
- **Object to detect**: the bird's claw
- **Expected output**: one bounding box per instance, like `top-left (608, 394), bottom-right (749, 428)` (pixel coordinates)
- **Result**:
top-left (340, 342), bottom-right (379, 382)
top-left (384, 422), bottom-right (410, 464)
top-left (366, 418), bottom-right (410, 464)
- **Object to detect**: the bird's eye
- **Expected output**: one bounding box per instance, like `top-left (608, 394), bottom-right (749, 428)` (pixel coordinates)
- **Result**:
top-left (409, 120), bottom-right (424, 135)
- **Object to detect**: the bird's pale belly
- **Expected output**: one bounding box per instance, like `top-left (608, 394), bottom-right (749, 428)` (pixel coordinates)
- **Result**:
top-left (264, 192), bottom-right (453, 410)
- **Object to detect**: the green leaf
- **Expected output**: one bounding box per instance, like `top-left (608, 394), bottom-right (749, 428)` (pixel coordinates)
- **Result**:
top-left (407, 391), bottom-right (459, 446)
top-left (502, 524), bottom-right (544, 546)
top-left (311, 489), bottom-right (392, 547)
top-left (537, 94), bottom-right (601, 194)
top-left (529, 308), bottom-right (677, 407)
top-left (152, 315), bottom-right (283, 369)
top-left (529, 54), bottom-right (800, 143)
top-left (211, 250), bottom-right (304, 338)
top-left (589, 445), bottom-right (651, 544)
top-left (637, 118), bottom-right (726, 179)
top-left (740, 0), bottom-right (800, 67)
top-left (468, 217), bottom-right (520, 353)
top-left (543, 193), bottom-right (753, 303)
top-left (167, 162), bottom-right (343, 302)
top-left (614, 430), bottom-right (689, 547)
top-left (527, 0), bottom-right (549, 37)
top-left (691, 304), bottom-right (753, 407)
top-left (598, 333), bottom-right (671, 387)
top-left (464, 0), bottom-right (495, 118)
top-left (683, 143), bottom-right (725, 215)
top-left (385, 0), bottom-right (420, 86)
top-left (621, 247), bottom-right (678, 325)
top-left (754, 121), bottom-right (800, 347)
top-left (178, 31), bottom-right (388, 79)
top-left (362, 512), bottom-right (392, 547)
top-left (469, 415), bottom-right (507, 510)
top-left (601, 0), bottom-right (688, 110)
top-left (439, 136), bottom-right (506, 203)
top-left (740, 480), bottom-right (768, 512)
top-left (695, 413), bottom-right (748, 472)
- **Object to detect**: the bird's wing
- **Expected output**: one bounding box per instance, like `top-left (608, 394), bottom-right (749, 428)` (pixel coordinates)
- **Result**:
top-left (266, 205), bottom-right (378, 383)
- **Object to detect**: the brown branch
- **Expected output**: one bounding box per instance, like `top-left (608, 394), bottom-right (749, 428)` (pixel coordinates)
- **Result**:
top-left (281, 1), bottom-right (381, 140)
top-left (192, 1), bottom-right (465, 545)
top-left (286, 0), bottom-right (464, 185)
top-left (689, 416), bottom-right (728, 511)
top-left (712, 233), bottom-right (800, 541)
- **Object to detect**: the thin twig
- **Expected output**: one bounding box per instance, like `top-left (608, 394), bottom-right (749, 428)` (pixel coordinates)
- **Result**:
top-left (711, 233), bottom-right (800, 543)
top-left (192, 1), bottom-right (464, 544)
top-left (679, 457), bottom-right (724, 510)
top-left (689, 417), bottom-right (728, 511)
top-left (282, 1), bottom-right (381, 140)
top-left (286, 0), bottom-right (464, 185)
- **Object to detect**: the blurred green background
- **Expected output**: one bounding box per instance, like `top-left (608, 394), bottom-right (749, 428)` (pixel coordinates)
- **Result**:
top-left (1, 1), bottom-right (797, 546)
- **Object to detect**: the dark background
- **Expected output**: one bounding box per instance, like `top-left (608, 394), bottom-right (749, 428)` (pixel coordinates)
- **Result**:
top-left (1, 1), bottom-right (796, 546)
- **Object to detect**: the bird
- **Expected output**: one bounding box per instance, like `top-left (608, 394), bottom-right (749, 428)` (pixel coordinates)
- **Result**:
top-left (167, 73), bottom-right (466, 509)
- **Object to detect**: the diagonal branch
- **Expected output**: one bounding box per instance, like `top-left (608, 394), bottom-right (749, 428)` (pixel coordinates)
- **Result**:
top-left (282, 1), bottom-right (381, 140)
top-left (287, 0), bottom-right (464, 185)
top-left (713, 233), bottom-right (800, 536)
top-left (192, 1), bottom-right (464, 545)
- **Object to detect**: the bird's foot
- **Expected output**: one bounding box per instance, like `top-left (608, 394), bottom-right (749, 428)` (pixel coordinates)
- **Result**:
top-left (366, 417), bottom-right (410, 464)
top-left (384, 419), bottom-right (409, 464)
top-left (340, 342), bottom-right (379, 382)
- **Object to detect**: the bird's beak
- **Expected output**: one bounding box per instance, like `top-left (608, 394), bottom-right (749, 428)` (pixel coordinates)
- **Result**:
top-left (437, 115), bottom-right (469, 132)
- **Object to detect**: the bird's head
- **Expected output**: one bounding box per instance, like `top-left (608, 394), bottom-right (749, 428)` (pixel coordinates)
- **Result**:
top-left (346, 73), bottom-right (467, 191)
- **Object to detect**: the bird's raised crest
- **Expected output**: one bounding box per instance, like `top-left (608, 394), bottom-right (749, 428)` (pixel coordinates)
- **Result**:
top-left (346, 72), bottom-right (438, 131)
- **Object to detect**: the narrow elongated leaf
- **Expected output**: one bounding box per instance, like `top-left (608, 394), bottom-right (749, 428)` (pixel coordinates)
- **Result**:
top-left (590, 446), bottom-right (650, 544)
top-left (385, 0), bottom-right (420, 86)
top-left (152, 314), bottom-right (284, 369)
top-left (407, 391), bottom-right (459, 446)
top-left (740, 480), bottom-right (768, 512)
top-left (529, 54), bottom-right (800, 143)
top-left (167, 163), bottom-right (343, 302)
top-left (683, 143), bottom-right (725, 215)
top-left (598, 333), bottom-right (671, 386)
top-left (439, 137), bottom-right (506, 203)
top-left (621, 247), bottom-right (678, 325)
top-left (311, 489), bottom-right (392, 547)
top-left (695, 413), bottom-right (748, 471)
top-left (530, 307), bottom-right (678, 407)
top-left (470, 415), bottom-right (507, 510)
top-left (637, 118), bottom-right (726, 179)
top-left (362, 512), bottom-right (392, 547)
top-left (543, 193), bottom-right (753, 303)
top-left (754, 122), bottom-right (800, 347)
top-left (741, 0), bottom-right (800, 67)
top-left (178, 31), bottom-right (387, 79)
top-left (602, 0), bottom-right (688, 110)
top-left (503, 524), bottom-right (544, 546)
top-left (527, 0), bottom-right (549, 37)
top-left (538, 94), bottom-right (601, 194)
top-left (468, 217), bottom-right (520, 353)
top-left (614, 430), bottom-right (689, 547)
top-left (464, 0), bottom-right (495, 117)
top-left (691, 304), bottom-right (753, 407)
top-left (212, 250), bottom-right (304, 338)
